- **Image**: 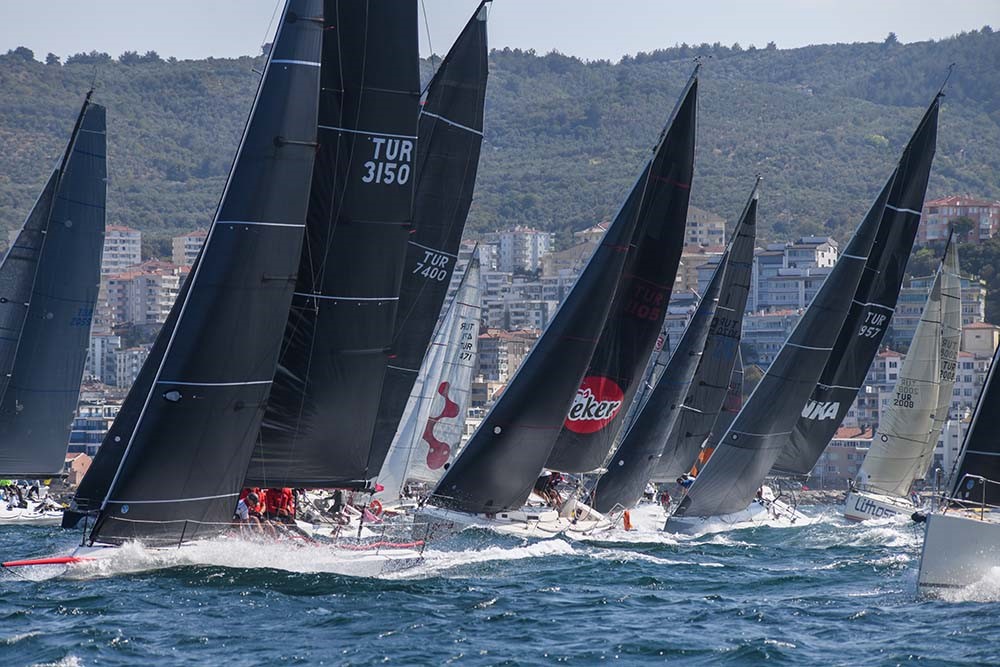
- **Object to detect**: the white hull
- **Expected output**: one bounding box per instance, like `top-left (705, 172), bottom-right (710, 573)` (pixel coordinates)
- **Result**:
top-left (0, 501), bottom-right (63, 526)
top-left (664, 491), bottom-right (811, 535)
top-left (418, 499), bottom-right (613, 540)
top-left (917, 511), bottom-right (1000, 595)
top-left (843, 489), bottom-right (917, 522)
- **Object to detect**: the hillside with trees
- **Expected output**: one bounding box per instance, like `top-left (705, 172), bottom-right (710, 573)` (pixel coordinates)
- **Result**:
top-left (0, 28), bottom-right (997, 255)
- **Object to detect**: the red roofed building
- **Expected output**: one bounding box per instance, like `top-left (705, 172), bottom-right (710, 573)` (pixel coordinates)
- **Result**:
top-left (918, 195), bottom-right (1000, 245)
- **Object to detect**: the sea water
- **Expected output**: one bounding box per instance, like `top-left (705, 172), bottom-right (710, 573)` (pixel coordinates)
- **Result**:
top-left (2, 506), bottom-right (999, 665)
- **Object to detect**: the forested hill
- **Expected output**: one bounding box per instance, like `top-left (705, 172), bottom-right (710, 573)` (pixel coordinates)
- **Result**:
top-left (0, 28), bottom-right (998, 253)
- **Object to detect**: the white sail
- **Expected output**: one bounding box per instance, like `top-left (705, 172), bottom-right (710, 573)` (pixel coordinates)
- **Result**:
top-left (921, 240), bottom-right (961, 480)
top-left (377, 257), bottom-right (482, 503)
top-left (857, 269), bottom-right (943, 497)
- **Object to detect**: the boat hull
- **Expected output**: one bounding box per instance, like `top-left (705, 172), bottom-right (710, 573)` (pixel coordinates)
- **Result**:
top-left (917, 511), bottom-right (1000, 595)
top-left (417, 501), bottom-right (612, 540)
top-left (0, 501), bottom-right (63, 526)
top-left (843, 489), bottom-right (916, 522)
top-left (664, 492), bottom-right (810, 535)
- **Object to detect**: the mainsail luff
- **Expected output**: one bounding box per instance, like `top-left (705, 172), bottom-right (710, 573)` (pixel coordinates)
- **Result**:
top-left (652, 181), bottom-right (758, 481)
top-left (0, 170), bottom-right (58, 407)
top-left (87, 0), bottom-right (323, 545)
top-left (589, 250), bottom-right (727, 513)
top-left (856, 269), bottom-right (943, 497)
top-left (247, 0), bottom-right (421, 489)
top-left (377, 256), bottom-right (482, 503)
top-left (669, 182), bottom-right (888, 520)
top-left (770, 96), bottom-right (940, 476)
top-left (544, 69), bottom-right (698, 474)
top-left (923, 237), bottom-right (961, 479)
top-left (0, 99), bottom-right (106, 477)
top-left (368, 1), bottom-right (490, 478)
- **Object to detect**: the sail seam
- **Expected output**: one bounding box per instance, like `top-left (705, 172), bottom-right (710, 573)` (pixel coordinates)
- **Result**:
top-left (885, 204), bottom-right (922, 216)
top-left (785, 343), bottom-right (833, 351)
top-left (270, 59), bottom-right (321, 67)
top-left (293, 292), bottom-right (400, 301)
top-left (407, 239), bottom-right (459, 257)
top-left (219, 220), bottom-right (305, 228)
top-left (318, 125), bottom-right (417, 139)
top-left (156, 380), bottom-right (272, 387)
top-left (419, 110), bottom-right (484, 136)
top-left (106, 492), bottom-right (239, 505)
top-left (853, 300), bottom-right (895, 311)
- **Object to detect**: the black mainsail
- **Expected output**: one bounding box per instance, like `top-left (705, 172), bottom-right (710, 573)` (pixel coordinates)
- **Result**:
top-left (770, 96), bottom-right (939, 477)
top-left (246, 0), bottom-right (420, 489)
top-left (83, 0), bottom-right (323, 545)
top-left (0, 97), bottom-right (106, 477)
top-left (368, 1), bottom-right (490, 478)
top-left (669, 186), bottom-right (888, 520)
top-left (590, 249), bottom-right (727, 513)
top-left (429, 74), bottom-right (702, 514)
top-left (652, 181), bottom-right (758, 482)
top-left (544, 69), bottom-right (698, 474)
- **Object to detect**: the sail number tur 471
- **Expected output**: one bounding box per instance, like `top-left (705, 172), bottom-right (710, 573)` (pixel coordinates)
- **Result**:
top-left (362, 136), bottom-right (413, 185)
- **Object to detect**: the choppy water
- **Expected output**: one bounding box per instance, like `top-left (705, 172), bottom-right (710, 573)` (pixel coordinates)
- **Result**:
top-left (3, 506), bottom-right (1000, 666)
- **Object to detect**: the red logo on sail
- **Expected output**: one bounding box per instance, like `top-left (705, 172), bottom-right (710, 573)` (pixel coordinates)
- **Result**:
top-left (564, 376), bottom-right (624, 434)
top-left (422, 382), bottom-right (460, 469)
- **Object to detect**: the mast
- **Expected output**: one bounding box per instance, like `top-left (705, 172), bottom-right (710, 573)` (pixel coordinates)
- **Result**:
top-left (85, 0), bottom-right (323, 545)
top-left (0, 95), bottom-right (106, 477)
top-left (855, 268), bottom-right (943, 497)
top-left (368, 1), bottom-right (490, 477)
top-left (544, 68), bottom-right (699, 474)
top-left (589, 249), bottom-right (726, 513)
top-left (246, 0), bottom-right (421, 489)
top-left (377, 255), bottom-right (482, 503)
top-left (770, 95), bottom-right (940, 476)
top-left (652, 179), bottom-right (758, 481)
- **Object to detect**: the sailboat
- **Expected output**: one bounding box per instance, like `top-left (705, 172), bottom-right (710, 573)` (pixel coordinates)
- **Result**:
top-left (0, 93), bottom-right (106, 525)
top-left (375, 254), bottom-right (482, 507)
top-left (665, 93), bottom-right (940, 534)
top-left (418, 69), bottom-right (698, 538)
top-left (916, 319), bottom-right (1000, 593)
top-left (30, 0), bottom-right (325, 561)
top-left (588, 179), bottom-right (758, 525)
top-left (244, 0), bottom-right (487, 518)
top-left (845, 240), bottom-right (960, 521)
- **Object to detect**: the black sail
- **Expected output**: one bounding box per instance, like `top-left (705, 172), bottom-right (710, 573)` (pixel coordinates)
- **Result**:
top-left (368, 2), bottom-right (489, 475)
top-left (0, 170), bottom-right (58, 408)
top-left (544, 70), bottom-right (698, 473)
top-left (652, 183), bottom-right (758, 481)
top-left (0, 100), bottom-right (106, 477)
top-left (428, 79), bottom-right (701, 513)
top-left (590, 249), bottom-right (727, 513)
top-left (87, 0), bottom-right (322, 545)
top-left (247, 0), bottom-right (420, 489)
top-left (669, 185), bottom-right (888, 520)
top-left (949, 336), bottom-right (1000, 507)
top-left (771, 96), bottom-right (939, 476)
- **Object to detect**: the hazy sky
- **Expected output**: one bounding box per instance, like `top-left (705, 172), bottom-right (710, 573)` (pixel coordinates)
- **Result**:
top-left (0, 1), bottom-right (997, 62)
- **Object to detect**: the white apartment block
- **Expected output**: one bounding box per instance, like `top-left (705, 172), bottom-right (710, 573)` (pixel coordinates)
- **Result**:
top-left (102, 225), bottom-right (142, 276)
top-left (171, 229), bottom-right (207, 267)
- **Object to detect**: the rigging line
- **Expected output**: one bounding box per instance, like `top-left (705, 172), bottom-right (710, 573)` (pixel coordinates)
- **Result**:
top-left (420, 0), bottom-right (436, 69)
top-left (260, 0), bottom-right (283, 56)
